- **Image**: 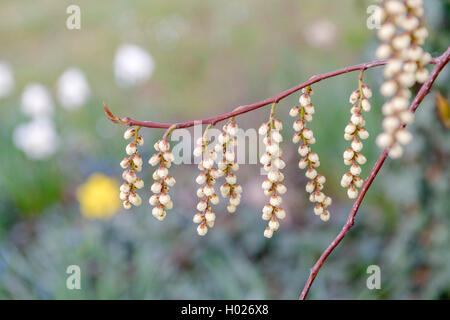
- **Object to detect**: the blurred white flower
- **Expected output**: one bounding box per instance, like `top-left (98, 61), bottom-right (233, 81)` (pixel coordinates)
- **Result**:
top-left (13, 117), bottom-right (59, 160)
top-left (304, 19), bottom-right (338, 49)
top-left (57, 68), bottom-right (91, 110)
top-left (20, 83), bottom-right (54, 117)
top-left (114, 44), bottom-right (155, 87)
top-left (0, 61), bottom-right (14, 98)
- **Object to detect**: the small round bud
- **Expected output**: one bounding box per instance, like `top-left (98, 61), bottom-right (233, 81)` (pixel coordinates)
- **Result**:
top-left (376, 133), bottom-right (393, 148)
top-left (258, 123), bottom-right (269, 135)
top-left (289, 106), bottom-right (299, 117)
top-left (351, 139), bottom-right (363, 152)
top-left (298, 144), bottom-right (310, 157)
top-left (129, 193), bottom-right (142, 206)
top-left (269, 195), bottom-right (282, 207)
top-left (151, 182), bottom-right (162, 194)
top-left (388, 143), bottom-right (403, 158)
top-left (320, 211), bottom-right (330, 222)
top-left (274, 208), bottom-right (286, 219)
top-left (196, 200), bottom-right (207, 211)
top-left (356, 153), bottom-right (367, 165)
top-left (276, 183), bottom-right (287, 194)
top-left (268, 219), bottom-right (279, 231)
top-left (308, 152), bottom-right (319, 163)
top-left (361, 99), bottom-right (371, 112)
top-left (197, 224), bottom-right (208, 236)
top-left (264, 227), bottom-right (273, 238)
top-left (344, 122), bottom-right (356, 135)
top-left (205, 211), bottom-right (215, 222)
top-left (343, 148), bottom-right (354, 161)
top-left (305, 168), bottom-right (317, 180)
top-left (158, 140), bottom-right (169, 152)
top-left (349, 90), bottom-right (360, 104)
top-left (314, 204), bottom-right (323, 216)
top-left (350, 164), bottom-right (361, 176)
top-left (120, 158), bottom-right (130, 169)
top-left (152, 206), bottom-right (164, 218)
top-left (149, 194), bottom-right (159, 206)
top-left (124, 128), bottom-right (135, 140)
top-left (305, 181), bottom-right (315, 193)
top-left (159, 193), bottom-right (171, 206)
top-left (123, 200), bottom-right (132, 210)
top-left (126, 142), bottom-right (137, 155)
top-left (347, 186), bottom-right (358, 199)
top-left (358, 128), bottom-right (369, 140)
top-left (134, 178), bottom-right (144, 189)
top-left (149, 154), bottom-right (160, 166)
top-left (227, 204), bottom-right (237, 213)
top-left (298, 158), bottom-right (308, 169)
top-left (396, 129), bottom-right (412, 145)
top-left (193, 146), bottom-right (203, 157)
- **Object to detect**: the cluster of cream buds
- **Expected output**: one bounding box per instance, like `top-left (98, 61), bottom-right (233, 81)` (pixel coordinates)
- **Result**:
top-left (148, 139), bottom-right (176, 221)
top-left (214, 120), bottom-right (243, 213)
top-left (290, 87), bottom-right (332, 222)
top-left (376, 0), bottom-right (431, 158)
top-left (120, 127), bottom-right (145, 209)
top-left (259, 110), bottom-right (287, 238)
top-left (193, 129), bottom-right (221, 236)
top-left (341, 84), bottom-right (372, 199)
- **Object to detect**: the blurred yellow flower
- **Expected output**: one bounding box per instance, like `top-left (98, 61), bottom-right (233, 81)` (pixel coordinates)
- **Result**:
top-left (77, 173), bottom-right (121, 219)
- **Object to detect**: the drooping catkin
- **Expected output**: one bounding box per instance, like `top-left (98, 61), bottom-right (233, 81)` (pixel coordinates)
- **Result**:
top-left (193, 125), bottom-right (221, 236)
top-left (259, 104), bottom-right (287, 238)
top-left (341, 79), bottom-right (372, 199)
top-left (215, 120), bottom-right (242, 213)
top-left (120, 127), bottom-right (144, 209)
top-left (290, 87), bottom-right (332, 221)
top-left (148, 138), bottom-right (176, 221)
top-left (375, 0), bottom-right (431, 158)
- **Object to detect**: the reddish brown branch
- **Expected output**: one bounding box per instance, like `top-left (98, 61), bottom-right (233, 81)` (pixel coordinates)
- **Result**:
top-left (299, 46), bottom-right (450, 300)
top-left (105, 43), bottom-right (449, 299)
top-left (104, 57), bottom-right (439, 130)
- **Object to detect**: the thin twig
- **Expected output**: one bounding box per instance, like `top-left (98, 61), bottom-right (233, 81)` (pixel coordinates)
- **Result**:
top-left (104, 57), bottom-right (438, 130)
top-left (299, 46), bottom-right (450, 300)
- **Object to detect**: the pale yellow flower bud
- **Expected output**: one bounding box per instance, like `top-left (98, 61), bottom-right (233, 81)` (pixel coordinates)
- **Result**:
top-left (197, 200), bottom-right (207, 211)
top-left (126, 142), bottom-right (137, 155)
top-left (123, 200), bottom-right (132, 210)
top-left (124, 128), bottom-right (135, 140)
top-left (129, 193), bottom-right (142, 206)
top-left (197, 224), bottom-right (208, 236)
top-left (347, 186), bottom-right (358, 199)
top-left (227, 204), bottom-right (237, 213)
top-left (269, 219), bottom-right (279, 231)
top-left (120, 158), bottom-right (130, 169)
top-left (320, 211), bottom-right (330, 222)
top-left (264, 227), bottom-right (273, 238)
top-left (351, 139), bottom-right (363, 152)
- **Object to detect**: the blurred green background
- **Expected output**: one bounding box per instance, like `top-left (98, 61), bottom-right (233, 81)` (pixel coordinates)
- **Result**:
top-left (0, 0), bottom-right (449, 299)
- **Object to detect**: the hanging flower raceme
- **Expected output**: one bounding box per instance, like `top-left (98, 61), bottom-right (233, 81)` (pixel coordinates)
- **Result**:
top-left (120, 127), bottom-right (144, 209)
top-left (341, 78), bottom-right (372, 199)
top-left (215, 119), bottom-right (242, 213)
top-left (148, 133), bottom-right (176, 221)
top-left (290, 87), bottom-right (332, 221)
top-left (375, 0), bottom-right (431, 158)
top-left (193, 124), bottom-right (221, 236)
top-left (259, 104), bottom-right (287, 238)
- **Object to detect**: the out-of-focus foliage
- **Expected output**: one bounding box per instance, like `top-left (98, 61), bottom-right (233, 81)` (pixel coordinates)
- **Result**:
top-left (0, 0), bottom-right (449, 299)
